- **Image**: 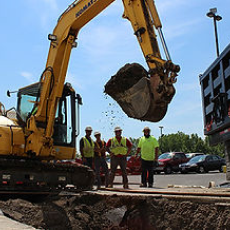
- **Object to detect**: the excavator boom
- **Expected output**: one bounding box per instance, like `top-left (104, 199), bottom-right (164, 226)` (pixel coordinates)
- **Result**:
top-left (105, 0), bottom-right (180, 122)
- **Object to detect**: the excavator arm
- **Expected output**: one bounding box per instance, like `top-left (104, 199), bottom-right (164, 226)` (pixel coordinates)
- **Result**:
top-left (105, 0), bottom-right (180, 121)
top-left (25, 0), bottom-right (179, 158)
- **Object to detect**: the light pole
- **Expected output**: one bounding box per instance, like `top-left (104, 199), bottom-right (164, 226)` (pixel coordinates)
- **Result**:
top-left (159, 126), bottom-right (163, 153)
top-left (206, 8), bottom-right (222, 57)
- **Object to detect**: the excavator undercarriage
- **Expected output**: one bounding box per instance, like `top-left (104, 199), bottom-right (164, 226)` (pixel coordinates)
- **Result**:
top-left (0, 157), bottom-right (94, 195)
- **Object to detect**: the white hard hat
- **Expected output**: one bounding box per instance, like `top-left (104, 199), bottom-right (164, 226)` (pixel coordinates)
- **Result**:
top-left (143, 126), bottom-right (151, 132)
top-left (94, 131), bottom-right (101, 136)
top-left (114, 126), bottom-right (122, 132)
top-left (85, 126), bottom-right (93, 131)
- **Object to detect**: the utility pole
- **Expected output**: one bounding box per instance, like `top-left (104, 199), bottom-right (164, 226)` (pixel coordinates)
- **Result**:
top-left (206, 8), bottom-right (222, 57)
top-left (159, 126), bottom-right (164, 153)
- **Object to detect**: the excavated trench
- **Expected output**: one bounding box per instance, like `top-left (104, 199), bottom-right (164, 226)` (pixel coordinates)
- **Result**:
top-left (0, 192), bottom-right (230, 230)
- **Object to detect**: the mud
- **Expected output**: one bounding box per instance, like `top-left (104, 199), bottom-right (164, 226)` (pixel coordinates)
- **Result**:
top-left (0, 193), bottom-right (230, 230)
top-left (104, 63), bottom-right (148, 96)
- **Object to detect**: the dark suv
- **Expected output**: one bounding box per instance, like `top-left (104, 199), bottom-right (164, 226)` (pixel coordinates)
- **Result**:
top-left (156, 152), bottom-right (188, 174)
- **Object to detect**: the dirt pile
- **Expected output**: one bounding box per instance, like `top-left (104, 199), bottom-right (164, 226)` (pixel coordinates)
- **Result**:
top-left (0, 193), bottom-right (230, 229)
top-left (104, 63), bottom-right (148, 96)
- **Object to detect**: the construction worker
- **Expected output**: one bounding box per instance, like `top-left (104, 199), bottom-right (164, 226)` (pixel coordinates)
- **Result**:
top-left (106, 127), bottom-right (132, 189)
top-left (79, 126), bottom-right (94, 168)
top-left (135, 127), bottom-right (159, 188)
top-left (94, 131), bottom-right (109, 189)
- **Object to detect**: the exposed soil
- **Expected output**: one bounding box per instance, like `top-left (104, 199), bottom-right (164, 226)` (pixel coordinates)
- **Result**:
top-left (104, 63), bottom-right (148, 96)
top-left (0, 193), bottom-right (230, 230)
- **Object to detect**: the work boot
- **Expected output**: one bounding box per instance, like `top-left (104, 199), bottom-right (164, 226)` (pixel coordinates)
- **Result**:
top-left (123, 183), bottom-right (129, 189)
top-left (148, 184), bottom-right (153, 188)
top-left (140, 183), bottom-right (147, 188)
top-left (108, 174), bottom-right (115, 188)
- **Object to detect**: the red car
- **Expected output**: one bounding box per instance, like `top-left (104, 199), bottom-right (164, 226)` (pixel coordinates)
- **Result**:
top-left (106, 156), bottom-right (142, 175)
top-left (126, 156), bottom-right (142, 174)
top-left (156, 152), bottom-right (189, 174)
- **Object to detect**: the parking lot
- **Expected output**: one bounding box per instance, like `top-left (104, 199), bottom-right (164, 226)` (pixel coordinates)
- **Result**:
top-left (113, 171), bottom-right (227, 189)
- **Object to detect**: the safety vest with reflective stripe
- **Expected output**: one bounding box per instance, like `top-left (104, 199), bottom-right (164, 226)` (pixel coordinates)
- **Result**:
top-left (83, 137), bottom-right (95, 157)
top-left (110, 137), bottom-right (127, 155)
top-left (95, 140), bottom-right (105, 157)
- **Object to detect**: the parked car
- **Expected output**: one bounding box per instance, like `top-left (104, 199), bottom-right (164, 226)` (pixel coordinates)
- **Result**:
top-left (185, 153), bottom-right (204, 159)
top-left (179, 155), bottom-right (226, 173)
top-left (156, 152), bottom-right (189, 174)
top-left (126, 156), bottom-right (142, 174)
top-left (106, 156), bottom-right (142, 175)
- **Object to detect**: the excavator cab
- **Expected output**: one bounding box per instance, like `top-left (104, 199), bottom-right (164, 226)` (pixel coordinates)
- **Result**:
top-left (17, 82), bottom-right (81, 149)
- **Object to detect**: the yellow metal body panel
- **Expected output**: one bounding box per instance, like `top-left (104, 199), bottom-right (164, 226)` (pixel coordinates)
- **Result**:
top-left (54, 145), bottom-right (76, 160)
top-left (0, 117), bottom-right (25, 156)
top-left (0, 116), bottom-right (75, 160)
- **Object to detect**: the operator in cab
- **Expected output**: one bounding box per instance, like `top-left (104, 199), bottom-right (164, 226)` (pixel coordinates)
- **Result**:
top-left (80, 126), bottom-right (95, 168)
top-left (135, 127), bottom-right (159, 188)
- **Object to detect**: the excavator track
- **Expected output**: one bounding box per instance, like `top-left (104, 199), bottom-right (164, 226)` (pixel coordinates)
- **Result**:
top-left (0, 157), bottom-right (94, 195)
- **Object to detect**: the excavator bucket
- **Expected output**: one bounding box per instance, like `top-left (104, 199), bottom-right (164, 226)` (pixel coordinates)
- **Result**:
top-left (104, 63), bottom-right (175, 122)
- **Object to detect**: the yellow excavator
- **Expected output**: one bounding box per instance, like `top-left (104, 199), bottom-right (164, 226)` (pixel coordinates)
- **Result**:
top-left (0, 0), bottom-right (179, 193)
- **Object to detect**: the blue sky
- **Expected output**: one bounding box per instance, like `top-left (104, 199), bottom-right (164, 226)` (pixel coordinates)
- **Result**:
top-left (0, 0), bottom-right (230, 143)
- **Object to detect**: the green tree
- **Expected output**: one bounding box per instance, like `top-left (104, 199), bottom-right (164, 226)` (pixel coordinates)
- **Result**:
top-left (158, 132), bottom-right (225, 157)
top-left (129, 137), bottom-right (140, 155)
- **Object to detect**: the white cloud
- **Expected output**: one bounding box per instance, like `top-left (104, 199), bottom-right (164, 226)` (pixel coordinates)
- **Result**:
top-left (26, 0), bottom-right (58, 11)
top-left (66, 72), bottom-right (84, 90)
top-left (20, 71), bottom-right (36, 83)
top-left (158, 0), bottom-right (190, 12)
top-left (43, 0), bottom-right (58, 11)
top-left (24, 0), bottom-right (60, 29)
top-left (171, 102), bottom-right (202, 117)
top-left (176, 82), bottom-right (200, 92)
top-left (164, 18), bottom-right (202, 40)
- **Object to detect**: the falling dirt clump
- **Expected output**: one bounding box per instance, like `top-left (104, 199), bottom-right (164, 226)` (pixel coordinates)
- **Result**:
top-left (104, 63), bottom-right (148, 96)
top-left (0, 193), bottom-right (230, 229)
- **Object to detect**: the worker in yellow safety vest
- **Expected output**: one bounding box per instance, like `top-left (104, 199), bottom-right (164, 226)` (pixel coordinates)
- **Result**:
top-left (80, 126), bottom-right (95, 168)
top-left (106, 127), bottom-right (132, 189)
top-left (135, 127), bottom-right (159, 188)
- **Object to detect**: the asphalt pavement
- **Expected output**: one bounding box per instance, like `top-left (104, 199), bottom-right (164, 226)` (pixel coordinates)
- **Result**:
top-left (113, 171), bottom-right (227, 189)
